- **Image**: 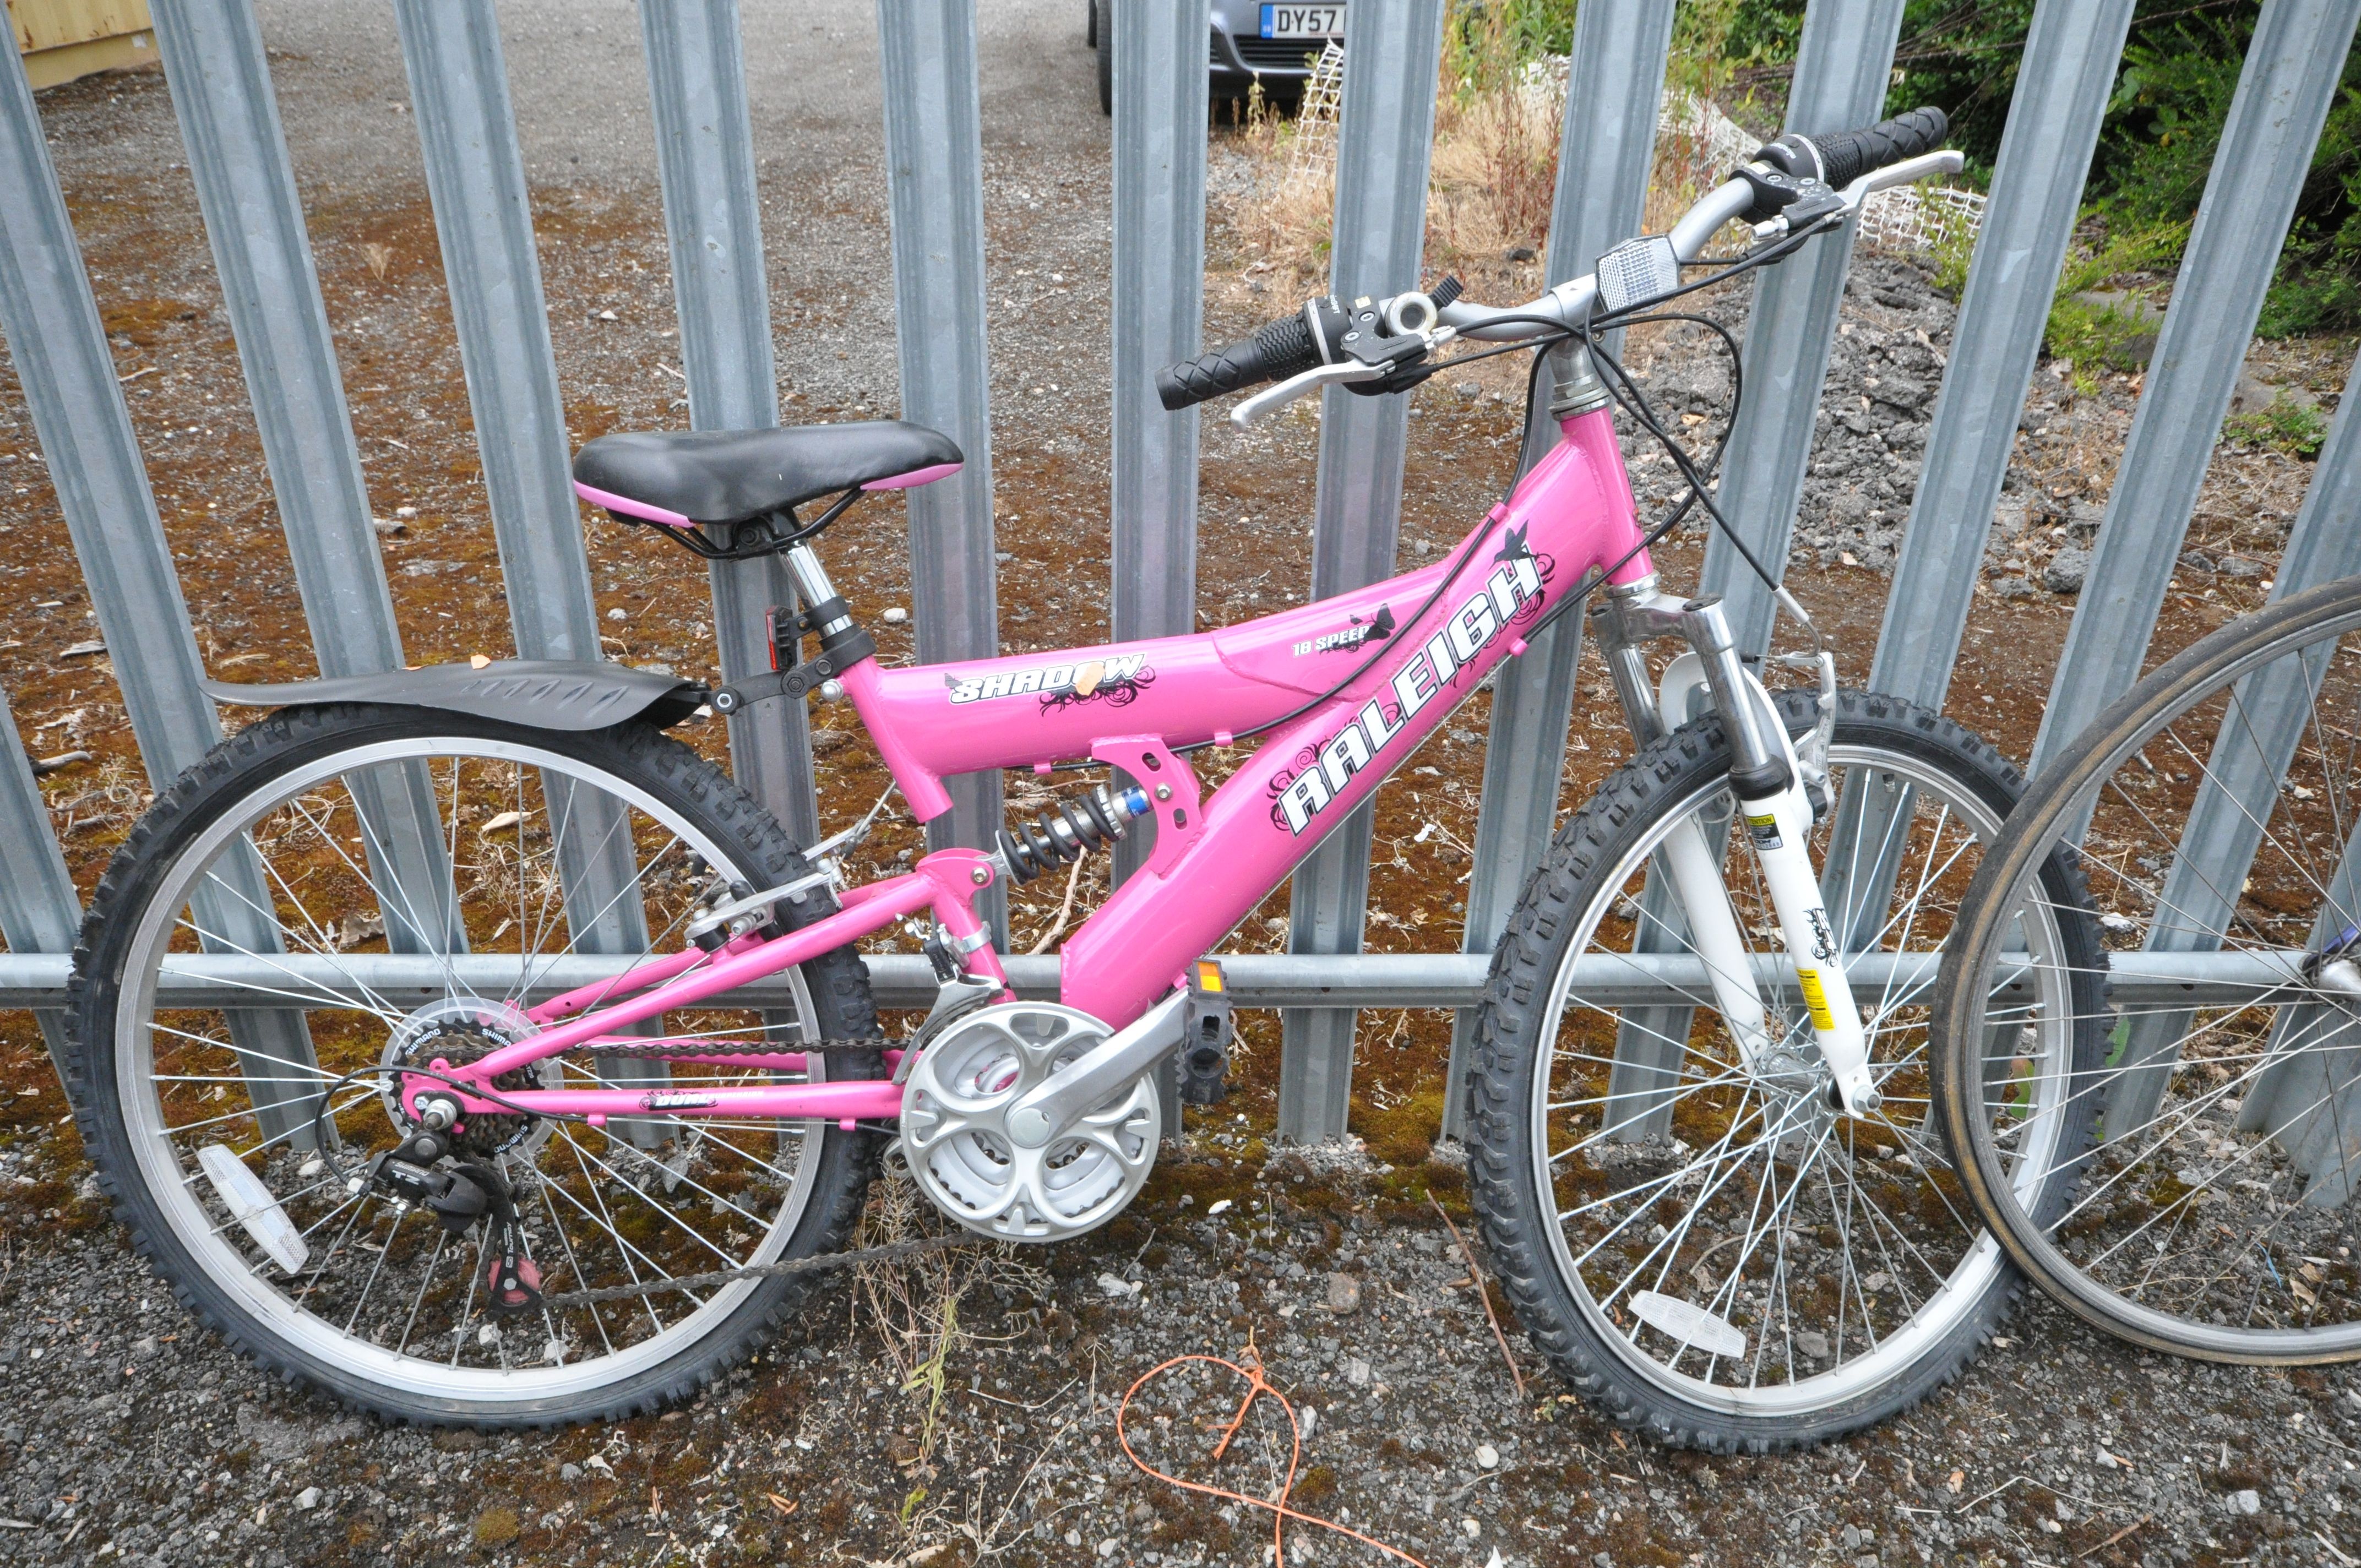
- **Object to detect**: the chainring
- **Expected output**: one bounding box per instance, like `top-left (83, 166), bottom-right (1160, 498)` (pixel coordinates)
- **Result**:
top-left (380, 997), bottom-right (561, 1158)
top-left (899, 1001), bottom-right (1158, 1242)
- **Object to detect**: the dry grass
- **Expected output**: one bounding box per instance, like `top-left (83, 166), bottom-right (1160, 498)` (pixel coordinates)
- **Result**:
top-left (1216, 35), bottom-right (1754, 297)
top-left (850, 1167), bottom-right (1047, 1469)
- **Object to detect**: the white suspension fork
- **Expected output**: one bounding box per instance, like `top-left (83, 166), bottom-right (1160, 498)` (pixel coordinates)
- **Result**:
top-left (1654, 652), bottom-right (1879, 1117)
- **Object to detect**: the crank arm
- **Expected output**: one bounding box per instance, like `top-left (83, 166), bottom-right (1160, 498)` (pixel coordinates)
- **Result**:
top-left (1000, 991), bottom-right (1188, 1148)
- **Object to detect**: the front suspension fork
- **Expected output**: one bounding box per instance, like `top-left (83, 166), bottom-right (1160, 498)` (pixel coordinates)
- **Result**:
top-left (1592, 584), bottom-right (1879, 1117)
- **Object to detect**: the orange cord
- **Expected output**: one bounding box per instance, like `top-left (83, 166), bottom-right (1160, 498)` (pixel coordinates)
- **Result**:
top-left (1116, 1344), bottom-right (1429, 1568)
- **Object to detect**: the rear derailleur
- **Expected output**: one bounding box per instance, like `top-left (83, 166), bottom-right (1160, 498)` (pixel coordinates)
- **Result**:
top-left (353, 1101), bottom-right (543, 1316)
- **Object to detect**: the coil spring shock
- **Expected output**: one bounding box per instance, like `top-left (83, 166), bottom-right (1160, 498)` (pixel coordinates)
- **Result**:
top-left (995, 785), bottom-right (1150, 884)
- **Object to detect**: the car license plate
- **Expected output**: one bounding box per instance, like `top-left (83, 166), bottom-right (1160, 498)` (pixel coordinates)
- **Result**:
top-left (1261, 4), bottom-right (1346, 40)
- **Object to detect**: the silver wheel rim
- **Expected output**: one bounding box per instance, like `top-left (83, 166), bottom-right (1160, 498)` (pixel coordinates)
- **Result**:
top-left (1528, 741), bottom-right (2078, 1418)
top-left (113, 736), bottom-right (833, 1408)
top-left (1969, 600), bottom-right (2361, 1359)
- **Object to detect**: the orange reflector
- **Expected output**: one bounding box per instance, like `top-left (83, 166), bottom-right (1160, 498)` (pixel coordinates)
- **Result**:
top-left (1194, 960), bottom-right (1223, 993)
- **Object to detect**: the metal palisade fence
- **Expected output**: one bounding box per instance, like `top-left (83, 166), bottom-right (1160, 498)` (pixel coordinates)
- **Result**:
top-left (1, 0), bottom-right (2358, 1150)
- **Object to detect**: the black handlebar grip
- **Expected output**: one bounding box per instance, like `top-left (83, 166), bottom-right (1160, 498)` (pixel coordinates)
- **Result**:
top-left (1156, 315), bottom-right (1323, 410)
top-left (1810, 106), bottom-right (1948, 191)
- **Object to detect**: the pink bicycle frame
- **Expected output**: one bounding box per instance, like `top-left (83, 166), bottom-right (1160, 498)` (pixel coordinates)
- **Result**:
top-left (416, 405), bottom-right (1652, 1129)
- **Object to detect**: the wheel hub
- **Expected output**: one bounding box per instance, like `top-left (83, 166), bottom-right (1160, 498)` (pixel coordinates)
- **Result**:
top-left (899, 1001), bottom-right (1158, 1242)
top-left (381, 997), bottom-right (558, 1158)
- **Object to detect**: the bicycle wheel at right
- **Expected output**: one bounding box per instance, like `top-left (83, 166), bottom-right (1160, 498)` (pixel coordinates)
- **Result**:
top-left (1935, 575), bottom-right (2361, 1364)
top-left (1470, 689), bottom-right (2104, 1451)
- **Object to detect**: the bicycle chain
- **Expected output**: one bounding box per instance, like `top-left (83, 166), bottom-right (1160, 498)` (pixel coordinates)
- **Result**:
top-left (529, 1232), bottom-right (980, 1310)
top-left (577, 1037), bottom-right (891, 1060)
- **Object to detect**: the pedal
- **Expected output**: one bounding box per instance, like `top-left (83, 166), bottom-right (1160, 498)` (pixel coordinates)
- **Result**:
top-left (1178, 960), bottom-right (1233, 1106)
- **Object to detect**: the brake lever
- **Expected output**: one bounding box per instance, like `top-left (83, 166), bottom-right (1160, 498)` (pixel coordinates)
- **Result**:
top-left (1838, 149), bottom-right (1965, 210)
top-left (1230, 361), bottom-right (1386, 427)
top-left (1230, 323), bottom-right (1456, 427)
top-left (1749, 150), bottom-right (1965, 243)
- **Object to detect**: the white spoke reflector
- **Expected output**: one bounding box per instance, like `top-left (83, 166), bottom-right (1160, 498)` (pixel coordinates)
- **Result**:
top-left (1629, 1289), bottom-right (1748, 1360)
top-left (198, 1144), bottom-right (312, 1275)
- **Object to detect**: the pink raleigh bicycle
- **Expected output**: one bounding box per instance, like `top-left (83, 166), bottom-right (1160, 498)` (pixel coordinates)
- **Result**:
top-left (67, 108), bottom-right (2102, 1446)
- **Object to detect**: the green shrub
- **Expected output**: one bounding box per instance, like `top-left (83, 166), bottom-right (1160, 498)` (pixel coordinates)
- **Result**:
top-left (2224, 400), bottom-right (2331, 459)
top-left (1718, 2), bottom-right (2361, 337)
top-left (2041, 221), bottom-right (2185, 364)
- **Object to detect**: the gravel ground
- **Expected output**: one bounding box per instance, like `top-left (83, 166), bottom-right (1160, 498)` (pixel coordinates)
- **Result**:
top-left (4, 3), bottom-right (2359, 1566)
top-left (3, 1145), bottom-right (2359, 1567)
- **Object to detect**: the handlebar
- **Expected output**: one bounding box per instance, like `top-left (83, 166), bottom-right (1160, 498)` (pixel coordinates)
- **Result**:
top-left (1796, 107), bottom-right (1949, 193)
top-left (1158, 106), bottom-right (1959, 419)
top-left (1156, 315), bottom-right (1323, 411)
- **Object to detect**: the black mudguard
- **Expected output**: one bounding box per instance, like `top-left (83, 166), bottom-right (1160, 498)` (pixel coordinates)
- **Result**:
top-left (199, 660), bottom-right (709, 731)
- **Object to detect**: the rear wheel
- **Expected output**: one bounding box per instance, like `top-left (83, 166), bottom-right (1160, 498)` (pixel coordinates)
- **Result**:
top-left (68, 704), bottom-right (882, 1427)
top-left (1470, 690), bottom-right (2106, 1449)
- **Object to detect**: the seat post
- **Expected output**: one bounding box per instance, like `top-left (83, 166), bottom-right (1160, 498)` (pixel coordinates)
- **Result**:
top-left (784, 545), bottom-right (853, 639)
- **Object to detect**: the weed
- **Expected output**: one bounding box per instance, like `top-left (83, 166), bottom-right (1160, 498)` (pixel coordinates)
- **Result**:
top-left (852, 1165), bottom-right (1046, 1478)
top-left (901, 1294), bottom-right (960, 1466)
top-left (2043, 220), bottom-right (2186, 369)
top-left (2224, 400), bottom-right (2330, 459)
top-left (1928, 202), bottom-right (1979, 300)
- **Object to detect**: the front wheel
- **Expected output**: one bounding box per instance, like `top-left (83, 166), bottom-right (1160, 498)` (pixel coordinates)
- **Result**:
top-left (67, 704), bottom-right (882, 1427)
top-left (1469, 689), bottom-right (2106, 1450)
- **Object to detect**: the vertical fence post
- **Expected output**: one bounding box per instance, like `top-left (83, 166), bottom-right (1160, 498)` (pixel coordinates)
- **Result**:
top-left (1866, 0), bottom-right (2136, 715)
top-left (149, 0), bottom-right (466, 961)
top-left (2030, 0), bottom-right (2361, 774)
top-left (393, 0), bottom-right (669, 1134)
top-left (877, 0), bottom-right (1006, 942)
top-left (0, 46), bottom-right (322, 1142)
top-left (1695, 0), bottom-right (1907, 657)
top-left (1108, 0), bottom-right (1212, 1136)
top-left (1813, 0), bottom-right (2139, 954)
top-left (1277, 0), bottom-right (1448, 1145)
top-left (638, 0), bottom-right (820, 850)
top-left (393, 0), bottom-right (603, 668)
top-left (1441, 0), bottom-right (1678, 1144)
top-left (1591, 0), bottom-right (1900, 1137)
top-left (2106, 344), bottom-right (2361, 1134)
top-left (0, 682), bottom-right (79, 1076)
top-left (1108, 0), bottom-right (1211, 875)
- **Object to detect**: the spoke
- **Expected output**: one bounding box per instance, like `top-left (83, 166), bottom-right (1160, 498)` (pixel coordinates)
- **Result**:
top-left (282, 790), bottom-right (464, 1002)
top-left (341, 1202), bottom-right (409, 1335)
top-left (168, 1087), bottom-right (378, 1151)
top-left (532, 1167), bottom-right (617, 1357)
top-left (191, 867), bottom-right (407, 1023)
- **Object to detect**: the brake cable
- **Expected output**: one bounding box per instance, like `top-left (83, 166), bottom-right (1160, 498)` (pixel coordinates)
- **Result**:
top-left (1194, 225), bottom-right (1823, 755)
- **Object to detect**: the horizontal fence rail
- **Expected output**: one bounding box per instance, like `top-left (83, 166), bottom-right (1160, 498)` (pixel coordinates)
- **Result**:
top-left (0, 949), bottom-right (2303, 1012)
top-left (1, 0), bottom-right (2357, 1151)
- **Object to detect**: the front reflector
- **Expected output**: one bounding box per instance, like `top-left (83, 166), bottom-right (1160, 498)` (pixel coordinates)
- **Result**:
top-left (197, 1144), bottom-right (311, 1275)
top-left (1628, 1289), bottom-right (1747, 1360)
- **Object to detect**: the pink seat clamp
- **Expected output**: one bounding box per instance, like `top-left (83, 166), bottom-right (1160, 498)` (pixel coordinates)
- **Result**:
top-left (861, 461), bottom-right (962, 492)
top-left (573, 480), bottom-right (694, 528)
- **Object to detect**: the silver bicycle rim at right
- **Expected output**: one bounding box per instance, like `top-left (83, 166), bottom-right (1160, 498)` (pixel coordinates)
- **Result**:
top-left (1529, 742), bottom-right (2080, 1418)
top-left (1950, 592), bottom-right (2361, 1362)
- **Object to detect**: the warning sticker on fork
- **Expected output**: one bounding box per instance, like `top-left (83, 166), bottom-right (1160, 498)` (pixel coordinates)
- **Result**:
top-left (1794, 969), bottom-right (1836, 1032)
top-left (1744, 812), bottom-right (1783, 850)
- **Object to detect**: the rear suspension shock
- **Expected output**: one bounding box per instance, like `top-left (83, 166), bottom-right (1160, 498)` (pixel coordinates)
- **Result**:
top-left (995, 785), bottom-right (1150, 884)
